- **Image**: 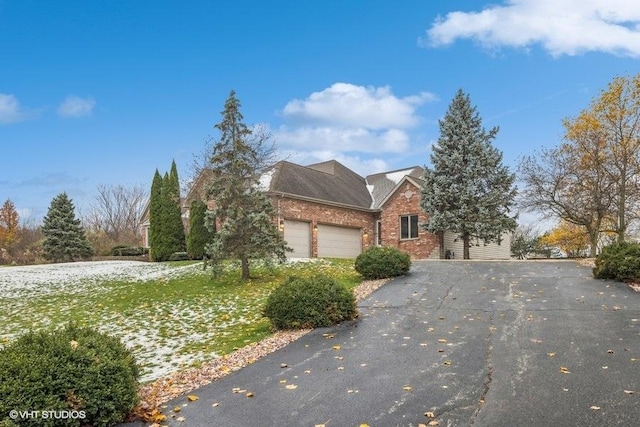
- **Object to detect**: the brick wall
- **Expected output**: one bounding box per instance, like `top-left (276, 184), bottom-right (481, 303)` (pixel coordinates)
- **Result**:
top-left (379, 182), bottom-right (440, 259)
top-left (273, 196), bottom-right (376, 257)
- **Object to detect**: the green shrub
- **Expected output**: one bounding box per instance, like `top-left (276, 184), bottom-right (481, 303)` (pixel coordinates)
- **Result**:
top-left (354, 246), bottom-right (411, 279)
top-left (109, 245), bottom-right (147, 256)
top-left (263, 275), bottom-right (357, 330)
top-left (593, 241), bottom-right (640, 281)
top-left (168, 251), bottom-right (190, 261)
top-left (0, 323), bottom-right (139, 427)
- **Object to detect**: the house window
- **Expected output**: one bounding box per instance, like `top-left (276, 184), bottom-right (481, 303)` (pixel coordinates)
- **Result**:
top-left (400, 215), bottom-right (419, 240)
top-left (376, 220), bottom-right (382, 246)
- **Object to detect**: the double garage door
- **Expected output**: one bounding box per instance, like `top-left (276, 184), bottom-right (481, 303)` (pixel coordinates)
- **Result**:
top-left (283, 220), bottom-right (362, 258)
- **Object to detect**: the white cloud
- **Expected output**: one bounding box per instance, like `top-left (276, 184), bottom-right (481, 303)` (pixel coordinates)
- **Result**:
top-left (0, 94), bottom-right (26, 124)
top-left (58, 96), bottom-right (95, 118)
top-left (276, 83), bottom-right (435, 160)
top-left (276, 126), bottom-right (410, 154)
top-left (285, 149), bottom-right (390, 177)
top-left (424, 0), bottom-right (640, 57)
top-left (282, 83), bottom-right (436, 129)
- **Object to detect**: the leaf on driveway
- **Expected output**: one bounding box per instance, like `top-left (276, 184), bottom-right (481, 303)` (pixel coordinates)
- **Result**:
top-left (560, 366), bottom-right (571, 374)
top-left (590, 406), bottom-right (601, 411)
top-left (547, 352), bottom-right (556, 357)
top-left (285, 384), bottom-right (297, 390)
top-left (438, 338), bottom-right (448, 343)
top-left (624, 390), bottom-right (636, 395)
top-left (443, 360), bottom-right (452, 366)
top-left (176, 416), bottom-right (186, 422)
top-left (424, 411), bottom-right (435, 418)
top-left (333, 345), bottom-right (341, 350)
top-left (403, 386), bottom-right (412, 391)
top-left (187, 395), bottom-right (198, 402)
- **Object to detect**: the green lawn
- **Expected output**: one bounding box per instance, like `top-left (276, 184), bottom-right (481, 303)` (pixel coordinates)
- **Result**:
top-left (0, 258), bottom-right (360, 382)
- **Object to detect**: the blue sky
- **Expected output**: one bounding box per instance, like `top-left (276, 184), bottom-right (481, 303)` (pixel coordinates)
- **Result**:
top-left (1, 0), bottom-right (639, 225)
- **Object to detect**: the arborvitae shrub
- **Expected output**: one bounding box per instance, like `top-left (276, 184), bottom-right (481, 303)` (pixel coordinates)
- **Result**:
top-left (593, 241), bottom-right (640, 281)
top-left (263, 275), bottom-right (357, 330)
top-left (0, 323), bottom-right (139, 427)
top-left (354, 246), bottom-right (411, 279)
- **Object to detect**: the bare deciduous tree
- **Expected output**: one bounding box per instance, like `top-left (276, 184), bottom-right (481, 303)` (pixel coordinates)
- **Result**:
top-left (83, 184), bottom-right (148, 246)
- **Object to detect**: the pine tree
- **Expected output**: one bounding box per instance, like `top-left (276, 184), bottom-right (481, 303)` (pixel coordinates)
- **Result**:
top-left (206, 90), bottom-right (287, 280)
top-left (149, 170), bottom-right (164, 261)
top-left (42, 192), bottom-right (94, 262)
top-left (420, 89), bottom-right (517, 259)
top-left (187, 199), bottom-right (214, 259)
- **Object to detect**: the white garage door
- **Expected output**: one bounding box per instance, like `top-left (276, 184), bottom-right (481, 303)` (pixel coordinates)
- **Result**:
top-left (284, 220), bottom-right (311, 258)
top-left (317, 224), bottom-right (362, 258)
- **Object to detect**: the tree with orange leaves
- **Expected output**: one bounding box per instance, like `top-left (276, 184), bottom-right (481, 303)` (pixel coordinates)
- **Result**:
top-left (0, 199), bottom-right (19, 248)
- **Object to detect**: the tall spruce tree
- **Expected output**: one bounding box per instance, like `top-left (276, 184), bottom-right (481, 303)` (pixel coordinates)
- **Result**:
top-left (206, 90), bottom-right (287, 280)
top-left (187, 199), bottom-right (214, 259)
top-left (420, 89), bottom-right (517, 259)
top-left (42, 192), bottom-right (94, 262)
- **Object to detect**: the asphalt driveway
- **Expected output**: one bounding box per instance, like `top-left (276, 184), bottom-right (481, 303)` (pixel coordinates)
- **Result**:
top-left (135, 261), bottom-right (639, 426)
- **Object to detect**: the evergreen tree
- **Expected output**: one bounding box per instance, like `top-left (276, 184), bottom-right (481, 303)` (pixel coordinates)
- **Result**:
top-left (206, 90), bottom-right (288, 280)
top-left (163, 161), bottom-right (187, 255)
top-left (42, 192), bottom-right (94, 262)
top-left (187, 199), bottom-right (214, 259)
top-left (420, 89), bottom-right (517, 259)
top-left (149, 169), bottom-right (164, 261)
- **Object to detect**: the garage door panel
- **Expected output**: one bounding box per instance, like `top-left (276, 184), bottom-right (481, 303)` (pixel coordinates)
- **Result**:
top-left (317, 224), bottom-right (361, 258)
top-left (284, 220), bottom-right (310, 258)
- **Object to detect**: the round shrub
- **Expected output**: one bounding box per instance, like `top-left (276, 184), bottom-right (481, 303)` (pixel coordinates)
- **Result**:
top-left (355, 246), bottom-right (411, 279)
top-left (0, 323), bottom-right (139, 427)
top-left (263, 275), bottom-right (357, 330)
top-left (593, 241), bottom-right (640, 281)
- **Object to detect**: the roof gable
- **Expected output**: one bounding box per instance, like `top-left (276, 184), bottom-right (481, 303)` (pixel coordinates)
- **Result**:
top-left (365, 166), bottom-right (424, 209)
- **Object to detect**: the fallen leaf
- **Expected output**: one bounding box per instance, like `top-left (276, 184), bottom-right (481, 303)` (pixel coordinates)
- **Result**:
top-left (424, 411), bottom-right (435, 418)
top-left (547, 352), bottom-right (556, 357)
top-left (624, 390), bottom-right (636, 395)
top-left (530, 338), bottom-right (543, 344)
top-left (333, 345), bottom-right (341, 350)
top-left (173, 407), bottom-right (181, 413)
top-left (560, 366), bottom-right (571, 374)
top-left (438, 339), bottom-right (448, 343)
top-left (280, 363), bottom-right (288, 368)
top-left (187, 395), bottom-right (198, 402)
top-left (176, 416), bottom-right (186, 422)
top-left (428, 421), bottom-right (440, 426)
top-left (279, 379), bottom-right (287, 384)
top-left (246, 392), bottom-right (254, 398)
top-left (607, 349), bottom-right (615, 354)
top-left (443, 360), bottom-right (452, 366)
top-left (403, 386), bottom-right (412, 391)
top-left (360, 424), bottom-right (370, 427)
top-left (590, 406), bottom-right (601, 411)
top-left (212, 403), bottom-right (220, 407)
top-left (285, 384), bottom-right (297, 390)
top-left (304, 369), bottom-right (312, 374)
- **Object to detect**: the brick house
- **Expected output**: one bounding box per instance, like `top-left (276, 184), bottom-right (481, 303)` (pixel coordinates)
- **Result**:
top-left (142, 160), bottom-right (511, 259)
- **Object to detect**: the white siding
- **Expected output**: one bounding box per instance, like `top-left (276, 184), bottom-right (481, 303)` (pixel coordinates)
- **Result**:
top-left (442, 232), bottom-right (511, 260)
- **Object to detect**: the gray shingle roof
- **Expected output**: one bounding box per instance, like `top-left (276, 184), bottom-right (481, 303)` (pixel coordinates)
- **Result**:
top-left (267, 160), bottom-right (373, 209)
top-left (365, 166), bottom-right (424, 208)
